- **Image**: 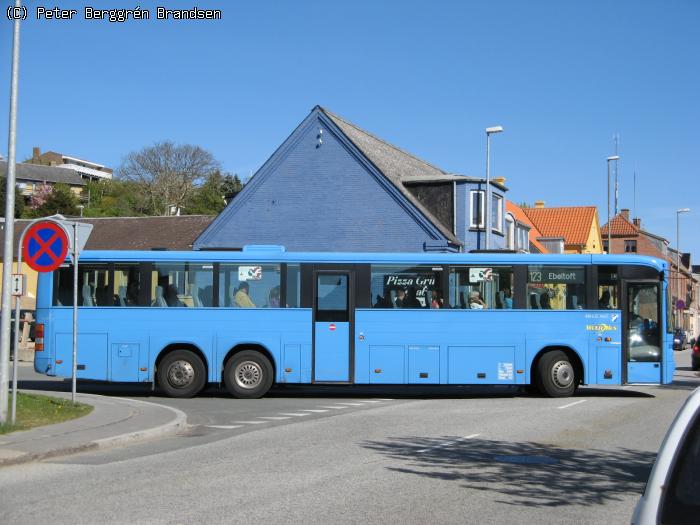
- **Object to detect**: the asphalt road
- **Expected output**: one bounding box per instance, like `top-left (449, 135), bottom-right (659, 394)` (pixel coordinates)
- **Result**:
top-left (2, 350), bottom-right (698, 524)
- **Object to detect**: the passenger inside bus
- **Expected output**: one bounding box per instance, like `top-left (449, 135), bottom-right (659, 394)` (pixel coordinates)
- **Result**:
top-left (268, 286), bottom-right (280, 307)
top-left (539, 293), bottom-right (552, 309)
top-left (234, 282), bottom-right (256, 308)
top-left (165, 285), bottom-right (185, 307)
top-left (469, 291), bottom-right (487, 309)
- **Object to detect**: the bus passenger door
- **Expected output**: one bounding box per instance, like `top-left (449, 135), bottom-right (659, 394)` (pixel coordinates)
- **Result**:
top-left (623, 281), bottom-right (662, 383)
top-left (313, 270), bottom-right (353, 382)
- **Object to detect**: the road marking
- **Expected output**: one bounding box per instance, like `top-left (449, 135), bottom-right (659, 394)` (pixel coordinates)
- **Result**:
top-left (335, 402), bottom-right (364, 406)
top-left (557, 399), bottom-right (587, 410)
top-left (358, 400), bottom-right (382, 403)
top-left (279, 413), bottom-right (310, 417)
top-left (232, 420), bottom-right (268, 425)
top-left (257, 416), bottom-right (291, 420)
top-left (206, 425), bottom-right (243, 430)
top-left (301, 409), bottom-right (328, 413)
top-left (376, 398), bottom-right (394, 401)
top-left (319, 405), bottom-right (348, 410)
top-left (417, 434), bottom-right (481, 454)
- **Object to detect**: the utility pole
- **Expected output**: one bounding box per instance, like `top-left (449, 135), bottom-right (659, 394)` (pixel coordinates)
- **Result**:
top-left (1, 0), bottom-right (22, 424)
top-left (613, 134), bottom-right (620, 216)
top-left (606, 156), bottom-right (619, 254)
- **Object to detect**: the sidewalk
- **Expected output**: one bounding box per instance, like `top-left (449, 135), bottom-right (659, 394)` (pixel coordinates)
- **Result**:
top-left (0, 390), bottom-right (187, 467)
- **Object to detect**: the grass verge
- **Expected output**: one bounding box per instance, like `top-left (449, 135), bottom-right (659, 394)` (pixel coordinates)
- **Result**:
top-left (0, 393), bottom-right (93, 435)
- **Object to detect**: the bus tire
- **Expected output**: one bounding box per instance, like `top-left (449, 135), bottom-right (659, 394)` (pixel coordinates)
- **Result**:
top-left (537, 350), bottom-right (576, 398)
top-left (157, 350), bottom-right (206, 398)
top-left (224, 350), bottom-right (274, 399)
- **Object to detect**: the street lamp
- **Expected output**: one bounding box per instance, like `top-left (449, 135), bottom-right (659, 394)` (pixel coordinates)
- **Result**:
top-left (606, 156), bottom-right (620, 253)
top-left (485, 126), bottom-right (504, 250)
top-left (675, 208), bottom-right (690, 329)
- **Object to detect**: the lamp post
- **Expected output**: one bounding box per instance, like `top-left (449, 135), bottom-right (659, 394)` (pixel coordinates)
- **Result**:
top-left (0, 0), bottom-right (22, 425)
top-left (606, 156), bottom-right (619, 253)
top-left (485, 126), bottom-right (503, 250)
top-left (676, 208), bottom-right (690, 329)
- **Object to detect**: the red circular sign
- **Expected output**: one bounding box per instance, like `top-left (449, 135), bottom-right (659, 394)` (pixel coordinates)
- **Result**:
top-left (22, 221), bottom-right (69, 272)
top-left (329, 323), bottom-right (336, 331)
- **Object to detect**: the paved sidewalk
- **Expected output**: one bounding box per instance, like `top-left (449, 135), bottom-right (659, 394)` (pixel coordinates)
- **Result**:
top-left (0, 390), bottom-right (187, 467)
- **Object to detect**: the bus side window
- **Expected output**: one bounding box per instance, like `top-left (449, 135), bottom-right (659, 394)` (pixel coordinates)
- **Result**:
top-left (53, 266), bottom-right (73, 306)
top-left (218, 264), bottom-right (281, 308)
top-left (449, 267), bottom-right (513, 309)
top-left (597, 265), bottom-right (619, 310)
top-left (114, 264), bottom-right (143, 306)
top-left (527, 265), bottom-right (586, 310)
top-left (370, 265), bottom-right (442, 309)
top-left (80, 265), bottom-right (111, 306)
top-left (286, 264), bottom-right (301, 308)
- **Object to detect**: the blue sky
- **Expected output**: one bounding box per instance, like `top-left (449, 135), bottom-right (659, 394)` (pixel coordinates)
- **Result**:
top-left (1, 0), bottom-right (698, 256)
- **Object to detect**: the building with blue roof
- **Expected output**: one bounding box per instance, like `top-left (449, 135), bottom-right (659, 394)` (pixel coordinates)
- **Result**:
top-left (194, 106), bottom-right (509, 253)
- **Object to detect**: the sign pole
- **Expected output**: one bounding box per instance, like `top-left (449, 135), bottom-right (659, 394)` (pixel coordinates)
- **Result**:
top-left (71, 223), bottom-right (78, 404)
top-left (10, 226), bottom-right (29, 425)
top-left (18, 217), bottom-right (91, 407)
top-left (10, 292), bottom-right (20, 424)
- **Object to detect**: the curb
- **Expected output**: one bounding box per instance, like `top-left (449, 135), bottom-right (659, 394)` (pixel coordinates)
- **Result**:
top-left (0, 393), bottom-right (188, 468)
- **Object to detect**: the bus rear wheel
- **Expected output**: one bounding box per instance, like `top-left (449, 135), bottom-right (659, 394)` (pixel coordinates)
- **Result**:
top-left (157, 350), bottom-right (206, 398)
top-left (536, 350), bottom-right (576, 398)
top-left (224, 350), bottom-right (273, 399)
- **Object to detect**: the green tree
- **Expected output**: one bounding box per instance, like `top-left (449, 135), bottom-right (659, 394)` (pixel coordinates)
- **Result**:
top-left (221, 173), bottom-right (243, 199)
top-left (0, 177), bottom-right (26, 218)
top-left (83, 179), bottom-right (148, 217)
top-left (29, 183), bottom-right (79, 217)
top-left (185, 171), bottom-right (244, 215)
top-left (118, 141), bottom-right (220, 215)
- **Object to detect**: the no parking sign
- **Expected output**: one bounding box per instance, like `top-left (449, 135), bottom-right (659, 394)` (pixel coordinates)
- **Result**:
top-left (22, 221), bottom-right (69, 272)
top-left (16, 216), bottom-right (93, 405)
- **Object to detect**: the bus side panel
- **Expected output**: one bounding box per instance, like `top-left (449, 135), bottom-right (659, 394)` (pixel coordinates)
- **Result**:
top-left (355, 310), bottom-right (526, 385)
top-left (356, 309), bottom-right (591, 386)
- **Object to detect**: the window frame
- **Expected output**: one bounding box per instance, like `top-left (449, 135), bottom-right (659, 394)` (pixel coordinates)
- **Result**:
top-left (505, 214), bottom-right (515, 250)
top-left (492, 193), bottom-right (504, 233)
top-left (469, 190), bottom-right (485, 229)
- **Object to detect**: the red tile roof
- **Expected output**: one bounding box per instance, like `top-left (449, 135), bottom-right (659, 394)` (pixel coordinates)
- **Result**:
top-left (506, 201), bottom-right (548, 253)
top-left (601, 214), bottom-right (639, 237)
top-left (522, 206), bottom-right (598, 246)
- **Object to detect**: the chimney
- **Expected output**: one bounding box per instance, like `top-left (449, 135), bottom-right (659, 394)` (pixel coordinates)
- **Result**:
top-left (32, 146), bottom-right (41, 160)
top-left (621, 209), bottom-right (630, 220)
top-left (534, 200), bottom-right (545, 209)
top-left (633, 217), bottom-right (641, 229)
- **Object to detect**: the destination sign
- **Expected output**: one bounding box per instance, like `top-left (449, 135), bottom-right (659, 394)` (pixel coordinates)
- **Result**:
top-left (528, 266), bottom-right (585, 284)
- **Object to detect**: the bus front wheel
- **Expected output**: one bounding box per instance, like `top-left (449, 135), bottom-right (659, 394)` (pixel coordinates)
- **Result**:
top-left (157, 350), bottom-right (206, 398)
top-left (224, 350), bottom-right (274, 399)
top-left (536, 350), bottom-right (576, 398)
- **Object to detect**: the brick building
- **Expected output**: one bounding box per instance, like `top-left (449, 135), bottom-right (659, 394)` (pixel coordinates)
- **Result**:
top-left (28, 146), bottom-right (113, 180)
top-left (602, 209), bottom-right (698, 338)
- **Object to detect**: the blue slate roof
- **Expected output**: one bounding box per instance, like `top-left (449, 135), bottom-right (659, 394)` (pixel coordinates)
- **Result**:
top-left (195, 107), bottom-right (468, 251)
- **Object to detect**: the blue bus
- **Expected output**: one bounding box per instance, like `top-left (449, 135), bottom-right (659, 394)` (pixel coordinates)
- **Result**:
top-left (33, 246), bottom-right (674, 398)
